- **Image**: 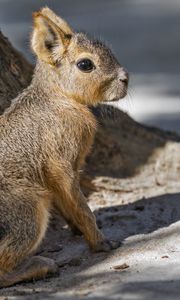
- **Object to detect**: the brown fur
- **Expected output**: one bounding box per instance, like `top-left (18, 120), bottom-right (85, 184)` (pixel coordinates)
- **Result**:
top-left (0, 7), bottom-right (128, 287)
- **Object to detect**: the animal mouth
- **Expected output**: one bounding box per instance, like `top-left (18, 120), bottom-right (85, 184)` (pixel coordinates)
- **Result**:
top-left (102, 84), bottom-right (128, 103)
top-left (109, 91), bottom-right (127, 102)
top-left (109, 97), bottom-right (120, 102)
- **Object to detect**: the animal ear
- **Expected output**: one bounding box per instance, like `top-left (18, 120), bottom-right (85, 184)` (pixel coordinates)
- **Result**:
top-left (31, 8), bottom-right (73, 64)
top-left (40, 7), bottom-right (73, 36)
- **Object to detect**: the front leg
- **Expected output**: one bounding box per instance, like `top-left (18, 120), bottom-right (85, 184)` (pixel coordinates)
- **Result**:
top-left (54, 198), bottom-right (82, 236)
top-left (54, 181), bottom-right (120, 252)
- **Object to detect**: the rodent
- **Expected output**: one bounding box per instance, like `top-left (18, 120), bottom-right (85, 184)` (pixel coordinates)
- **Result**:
top-left (0, 7), bottom-right (128, 287)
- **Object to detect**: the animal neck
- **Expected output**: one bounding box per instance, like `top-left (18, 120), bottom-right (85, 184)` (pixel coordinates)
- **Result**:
top-left (31, 60), bottom-right (66, 100)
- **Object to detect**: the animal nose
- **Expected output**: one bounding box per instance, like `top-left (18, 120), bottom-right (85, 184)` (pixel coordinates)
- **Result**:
top-left (119, 68), bottom-right (129, 85)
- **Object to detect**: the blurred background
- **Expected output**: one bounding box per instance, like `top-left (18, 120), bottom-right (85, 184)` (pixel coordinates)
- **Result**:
top-left (0, 0), bottom-right (179, 133)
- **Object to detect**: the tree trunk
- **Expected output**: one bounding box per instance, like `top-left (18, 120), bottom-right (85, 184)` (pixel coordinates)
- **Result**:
top-left (0, 31), bottom-right (33, 114)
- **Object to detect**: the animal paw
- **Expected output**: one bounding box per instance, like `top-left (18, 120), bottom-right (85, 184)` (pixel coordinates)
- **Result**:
top-left (93, 239), bottom-right (121, 252)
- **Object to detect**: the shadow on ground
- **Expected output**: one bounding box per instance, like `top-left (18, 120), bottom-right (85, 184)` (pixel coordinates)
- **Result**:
top-left (1, 192), bottom-right (180, 298)
top-left (94, 193), bottom-right (180, 240)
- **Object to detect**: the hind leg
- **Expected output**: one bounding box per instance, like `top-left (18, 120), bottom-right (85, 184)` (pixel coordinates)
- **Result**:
top-left (0, 188), bottom-right (58, 288)
top-left (0, 256), bottom-right (58, 288)
top-left (0, 256), bottom-right (57, 288)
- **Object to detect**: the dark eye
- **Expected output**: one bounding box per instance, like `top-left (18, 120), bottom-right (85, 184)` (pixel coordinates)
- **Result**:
top-left (76, 58), bottom-right (95, 72)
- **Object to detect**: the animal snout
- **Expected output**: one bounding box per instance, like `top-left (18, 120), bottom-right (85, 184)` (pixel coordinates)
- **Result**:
top-left (119, 68), bottom-right (129, 86)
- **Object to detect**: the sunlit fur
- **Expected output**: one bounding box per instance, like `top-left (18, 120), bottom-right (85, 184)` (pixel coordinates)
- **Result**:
top-left (0, 7), bottom-right (128, 287)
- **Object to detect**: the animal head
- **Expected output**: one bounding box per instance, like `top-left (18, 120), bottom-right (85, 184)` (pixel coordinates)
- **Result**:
top-left (31, 7), bottom-right (128, 105)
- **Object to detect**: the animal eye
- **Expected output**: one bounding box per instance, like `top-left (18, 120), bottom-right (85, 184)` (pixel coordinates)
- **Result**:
top-left (76, 59), bottom-right (95, 72)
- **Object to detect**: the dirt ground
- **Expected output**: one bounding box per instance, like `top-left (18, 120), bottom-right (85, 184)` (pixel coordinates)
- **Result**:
top-left (0, 107), bottom-right (180, 300)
